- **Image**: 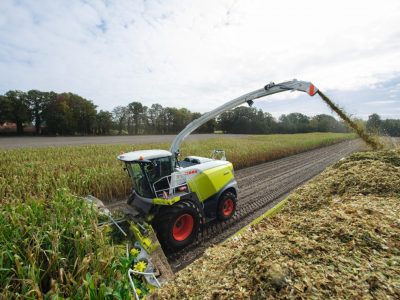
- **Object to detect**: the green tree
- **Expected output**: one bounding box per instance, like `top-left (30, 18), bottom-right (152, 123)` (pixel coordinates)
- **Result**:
top-left (0, 95), bottom-right (11, 124)
top-left (69, 94), bottom-right (97, 135)
top-left (173, 108), bottom-right (192, 133)
top-left (218, 110), bottom-right (235, 133)
top-left (142, 105), bottom-right (149, 133)
top-left (191, 112), bottom-right (216, 133)
top-left (263, 112), bottom-right (277, 134)
top-left (159, 107), bottom-right (170, 134)
top-left (4, 90), bottom-right (31, 134)
top-left (161, 107), bottom-right (193, 134)
top-left (112, 106), bottom-right (128, 135)
top-left (27, 90), bottom-right (55, 134)
top-left (310, 114), bottom-right (347, 132)
top-left (96, 110), bottom-right (113, 135)
top-left (163, 107), bottom-right (176, 134)
top-left (381, 119), bottom-right (400, 137)
top-left (42, 93), bottom-right (97, 135)
top-left (219, 106), bottom-right (279, 134)
top-left (147, 103), bottom-right (164, 134)
top-left (366, 113), bottom-right (382, 134)
top-left (127, 102), bottom-right (145, 135)
top-left (279, 113), bottom-right (310, 133)
top-left (42, 94), bottom-right (74, 135)
top-left (252, 109), bottom-right (266, 134)
top-left (231, 106), bottom-right (256, 133)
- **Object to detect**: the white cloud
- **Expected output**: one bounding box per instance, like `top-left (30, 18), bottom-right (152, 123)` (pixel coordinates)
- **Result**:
top-left (367, 100), bottom-right (398, 105)
top-left (0, 0), bottom-right (400, 118)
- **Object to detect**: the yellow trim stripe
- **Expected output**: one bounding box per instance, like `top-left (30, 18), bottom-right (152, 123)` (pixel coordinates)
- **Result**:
top-left (152, 196), bottom-right (181, 205)
top-left (228, 198), bottom-right (288, 239)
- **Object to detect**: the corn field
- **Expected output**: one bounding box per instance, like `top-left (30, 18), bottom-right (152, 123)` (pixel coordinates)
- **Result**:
top-left (0, 132), bottom-right (355, 298)
top-left (0, 133), bottom-right (354, 203)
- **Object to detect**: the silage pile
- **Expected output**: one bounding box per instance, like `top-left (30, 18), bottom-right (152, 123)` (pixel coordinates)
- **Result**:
top-left (151, 149), bottom-right (400, 299)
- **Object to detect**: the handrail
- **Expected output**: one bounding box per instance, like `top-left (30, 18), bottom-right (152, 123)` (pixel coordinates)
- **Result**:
top-left (152, 173), bottom-right (189, 198)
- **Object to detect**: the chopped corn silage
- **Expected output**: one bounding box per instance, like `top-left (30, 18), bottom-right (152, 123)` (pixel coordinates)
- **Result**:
top-left (317, 90), bottom-right (383, 150)
top-left (151, 149), bottom-right (400, 299)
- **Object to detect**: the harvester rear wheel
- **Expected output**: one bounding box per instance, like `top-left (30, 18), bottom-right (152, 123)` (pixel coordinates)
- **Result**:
top-left (153, 199), bottom-right (203, 252)
top-left (217, 191), bottom-right (237, 221)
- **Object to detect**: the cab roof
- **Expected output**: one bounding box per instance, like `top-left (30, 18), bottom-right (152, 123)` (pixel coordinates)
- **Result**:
top-left (118, 149), bottom-right (172, 162)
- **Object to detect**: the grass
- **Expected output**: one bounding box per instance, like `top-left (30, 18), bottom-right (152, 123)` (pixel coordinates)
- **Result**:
top-left (152, 148), bottom-right (400, 299)
top-left (0, 132), bottom-right (355, 298)
top-left (0, 132), bottom-right (355, 203)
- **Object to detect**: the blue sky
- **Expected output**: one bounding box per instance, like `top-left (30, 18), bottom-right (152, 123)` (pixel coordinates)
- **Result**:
top-left (1, 0), bottom-right (400, 119)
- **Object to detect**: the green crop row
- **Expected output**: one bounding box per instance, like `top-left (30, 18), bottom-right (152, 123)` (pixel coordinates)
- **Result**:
top-left (0, 189), bottom-right (133, 299)
top-left (0, 133), bottom-right (355, 203)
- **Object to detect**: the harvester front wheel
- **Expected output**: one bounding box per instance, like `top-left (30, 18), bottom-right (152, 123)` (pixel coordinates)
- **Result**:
top-left (153, 200), bottom-right (203, 252)
top-left (217, 191), bottom-right (237, 221)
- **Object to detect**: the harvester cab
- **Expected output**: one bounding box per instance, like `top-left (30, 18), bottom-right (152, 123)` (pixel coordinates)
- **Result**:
top-left (119, 150), bottom-right (174, 201)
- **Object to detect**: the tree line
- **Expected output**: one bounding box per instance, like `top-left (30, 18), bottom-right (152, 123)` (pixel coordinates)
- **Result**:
top-left (0, 90), bottom-right (215, 135)
top-left (0, 90), bottom-right (99, 135)
top-left (0, 89), bottom-right (398, 136)
top-left (366, 113), bottom-right (400, 137)
top-left (219, 107), bottom-right (351, 134)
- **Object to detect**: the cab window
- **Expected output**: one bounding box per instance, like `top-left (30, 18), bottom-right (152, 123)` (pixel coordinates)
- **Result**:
top-left (148, 156), bottom-right (172, 182)
top-left (148, 156), bottom-right (173, 194)
top-left (126, 162), bottom-right (154, 198)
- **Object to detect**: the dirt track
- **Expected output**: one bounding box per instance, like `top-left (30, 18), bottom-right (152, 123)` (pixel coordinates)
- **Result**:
top-left (166, 139), bottom-right (365, 271)
top-left (0, 134), bottom-right (248, 149)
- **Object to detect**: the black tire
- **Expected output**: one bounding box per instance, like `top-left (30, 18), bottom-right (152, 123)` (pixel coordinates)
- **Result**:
top-left (216, 191), bottom-right (237, 221)
top-left (153, 199), bottom-right (203, 252)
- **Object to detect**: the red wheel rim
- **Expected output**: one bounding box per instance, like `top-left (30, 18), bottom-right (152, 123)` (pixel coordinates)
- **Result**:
top-left (222, 199), bottom-right (234, 216)
top-left (172, 214), bottom-right (194, 241)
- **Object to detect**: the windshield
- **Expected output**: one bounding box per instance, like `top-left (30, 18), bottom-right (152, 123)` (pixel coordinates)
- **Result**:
top-left (147, 156), bottom-right (172, 182)
top-left (126, 162), bottom-right (154, 198)
top-left (125, 156), bottom-right (173, 198)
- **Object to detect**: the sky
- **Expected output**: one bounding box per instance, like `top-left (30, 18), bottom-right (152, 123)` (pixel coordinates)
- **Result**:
top-left (1, 0), bottom-right (400, 119)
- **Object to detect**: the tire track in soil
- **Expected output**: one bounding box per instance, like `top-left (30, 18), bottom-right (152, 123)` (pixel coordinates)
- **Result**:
top-left (167, 139), bottom-right (365, 272)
